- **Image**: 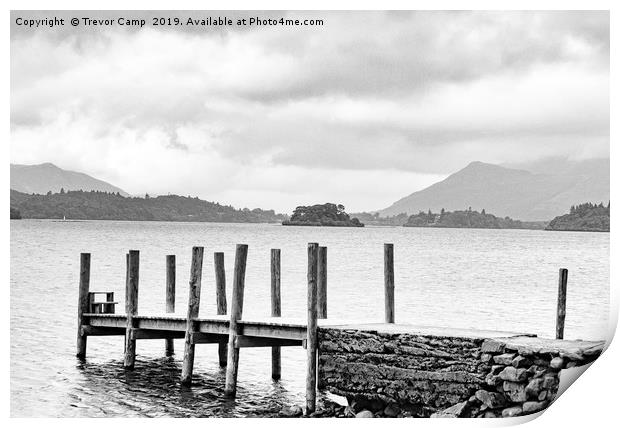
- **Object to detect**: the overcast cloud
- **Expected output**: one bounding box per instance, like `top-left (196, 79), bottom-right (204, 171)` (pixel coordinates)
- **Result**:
top-left (10, 11), bottom-right (609, 213)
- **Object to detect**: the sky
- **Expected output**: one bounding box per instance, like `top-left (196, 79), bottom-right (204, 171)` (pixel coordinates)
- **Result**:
top-left (10, 11), bottom-right (610, 213)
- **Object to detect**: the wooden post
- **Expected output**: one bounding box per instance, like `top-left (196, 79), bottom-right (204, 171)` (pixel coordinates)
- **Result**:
top-left (76, 253), bottom-right (91, 358)
top-left (181, 247), bottom-right (204, 385)
top-left (556, 268), bottom-right (568, 339)
top-left (271, 249), bottom-right (282, 380)
top-left (165, 255), bottom-right (176, 356)
top-left (124, 250), bottom-right (140, 369)
top-left (214, 252), bottom-right (228, 367)
top-left (306, 243), bottom-right (319, 415)
top-left (384, 243), bottom-right (395, 324)
top-left (224, 244), bottom-right (249, 397)
top-left (317, 246), bottom-right (327, 319)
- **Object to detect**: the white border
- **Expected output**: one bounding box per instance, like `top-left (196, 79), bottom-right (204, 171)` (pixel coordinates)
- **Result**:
top-left (2, 1), bottom-right (616, 427)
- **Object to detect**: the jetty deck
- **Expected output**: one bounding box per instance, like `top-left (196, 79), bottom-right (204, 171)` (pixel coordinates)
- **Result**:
top-left (75, 243), bottom-right (605, 416)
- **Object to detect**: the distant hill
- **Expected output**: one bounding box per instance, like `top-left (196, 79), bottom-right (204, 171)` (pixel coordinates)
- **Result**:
top-left (10, 189), bottom-right (286, 223)
top-left (10, 163), bottom-right (129, 196)
top-left (379, 159), bottom-right (609, 221)
top-left (403, 208), bottom-right (546, 230)
top-left (546, 202), bottom-right (610, 232)
top-left (282, 203), bottom-right (364, 227)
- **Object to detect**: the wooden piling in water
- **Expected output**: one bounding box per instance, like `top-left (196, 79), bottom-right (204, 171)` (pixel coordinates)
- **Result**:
top-left (306, 243), bottom-right (319, 415)
top-left (224, 244), bottom-right (249, 397)
top-left (556, 268), bottom-right (568, 339)
top-left (214, 252), bottom-right (228, 367)
top-left (384, 243), bottom-right (395, 324)
top-left (318, 246), bottom-right (327, 319)
top-left (271, 249), bottom-right (282, 380)
top-left (76, 253), bottom-right (91, 358)
top-left (181, 247), bottom-right (204, 385)
top-left (165, 255), bottom-right (176, 356)
top-left (124, 250), bottom-right (140, 369)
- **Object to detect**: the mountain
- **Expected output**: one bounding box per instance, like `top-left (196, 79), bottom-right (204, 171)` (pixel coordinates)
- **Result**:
top-left (379, 159), bottom-right (609, 221)
top-left (10, 189), bottom-right (286, 223)
top-left (10, 163), bottom-right (129, 196)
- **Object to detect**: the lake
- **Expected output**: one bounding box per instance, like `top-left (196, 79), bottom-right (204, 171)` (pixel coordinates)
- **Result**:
top-left (10, 220), bottom-right (609, 417)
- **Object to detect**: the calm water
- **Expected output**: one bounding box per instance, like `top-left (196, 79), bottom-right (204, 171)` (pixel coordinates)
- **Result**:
top-left (10, 220), bottom-right (609, 417)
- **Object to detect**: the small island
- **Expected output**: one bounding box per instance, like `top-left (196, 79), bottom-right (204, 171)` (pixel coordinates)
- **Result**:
top-left (282, 203), bottom-right (364, 227)
top-left (546, 202), bottom-right (610, 232)
top-left (403, 208), bottom-right (545, 229)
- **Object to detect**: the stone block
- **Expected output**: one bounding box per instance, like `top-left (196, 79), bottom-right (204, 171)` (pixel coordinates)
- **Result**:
top-left (502, 406), bottom-right (523, 417)
top-left (475, 390), bottom-right (506, 409)
top-left (523, 401), bottom-right (547, 414)
top-left (525, 378), bottom-right (544, 398)
top-left (499, 366), bottom-right (528, 382)
top-left (481, 340), bottom-right (505, 354)
top-left (549, 357), bottom-right (564, 370)
top-left (493, 353), bottom-right (516, 365)
top-left (503, 381), bottom-right (528, 402)
top-left (512, 355), bottom-right (532, 368)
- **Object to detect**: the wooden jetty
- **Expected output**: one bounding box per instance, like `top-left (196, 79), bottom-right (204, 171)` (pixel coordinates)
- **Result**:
top-left (76, 242), bottom-right (578, 415)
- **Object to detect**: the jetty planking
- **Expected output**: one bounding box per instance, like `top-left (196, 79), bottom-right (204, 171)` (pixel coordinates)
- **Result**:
top-left (75, 242), bottom-right (583, 416)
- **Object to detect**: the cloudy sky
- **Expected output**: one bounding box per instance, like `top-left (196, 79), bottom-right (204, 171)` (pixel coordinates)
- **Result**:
top-left (10, 11), bottom-right (609, 213)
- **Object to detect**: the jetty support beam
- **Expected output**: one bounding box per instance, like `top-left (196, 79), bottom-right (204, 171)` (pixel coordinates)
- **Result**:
top-left (271, 248), bottom-right (281, 380)
top-left (306, 243), bottom-right (319, 415)
top-left (181, 246), bottom-right (204, 385)
top-left (215, 252), bottom-right (228, 366)
top-left (76, 252), bottom-right (91, 358)
top-left (165, 255), bottom-right (176, 356)
top-left (124, 250), bottom-right (140, 369)
top-left (224, 244), bottom-right (249, 397)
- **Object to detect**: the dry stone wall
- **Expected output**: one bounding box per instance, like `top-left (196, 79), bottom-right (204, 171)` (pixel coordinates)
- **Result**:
top-left (318, 328), bottom-right (603, 418)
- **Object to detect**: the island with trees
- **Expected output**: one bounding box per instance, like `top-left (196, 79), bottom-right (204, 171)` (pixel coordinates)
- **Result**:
top-left (10, 189), bottom-right (286, 223)
top-left (282, 203), bottom-right (364, 227)
top-left (403, 207), bottom-right (546, 229)
top-left (545, 202), bottom-right (610, 232)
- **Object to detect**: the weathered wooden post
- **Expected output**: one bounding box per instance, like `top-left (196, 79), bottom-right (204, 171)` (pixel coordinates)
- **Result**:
top-left (124, 250), bottom-right (140, 369)
top-left (271, 249), bottom-right (282, 380)
top-left (76, 253), bottom-right (91, 358)
top-left (384, 243), bottom-right (395, 323)
top-left (317, 246), bottom-right (327, 319)
top-left (306, 243), bottom-right (319, 415)
top-left (165, 255), bottom-right (176, 356)
top-left (181, 247), bottom-right (204, 385)
top-left (224, 244), bottom-right (249, 397)
top-left (214, 252), bottom-right (228, 367)
top-left (556, 268), bottom-right (568, 339)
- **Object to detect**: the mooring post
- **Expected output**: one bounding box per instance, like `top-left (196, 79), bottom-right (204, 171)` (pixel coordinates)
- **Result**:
top-left (318, 246), bottom-right (327, 319)
top-left (123, 252), bottom-right (129, 353)
top-left (165, 255), bottom-right (176, 356)
top-left (214, 252), bottom-right (228, 367)
top-left (224, 244), bottom-right (249, 397)
top-left (270, 249), bottom-right (282, 380)
top-left (124, 250), bottom-right (140, 369)
top-left (556, 268), bottom-right (568, 339)
top-left (306, 243), bottom-right (319, 415)
top-left (384, 243), bottom-right (395, 323)
top-left (76, 253), bottom-right (91, 358)
top-left (181, 247), bottom-right (204, 385)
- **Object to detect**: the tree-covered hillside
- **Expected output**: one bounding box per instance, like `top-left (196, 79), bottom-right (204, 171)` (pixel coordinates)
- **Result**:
top-left (546, 202), bottom-right (609, 232)
top-left (403, 207), bottom-right (546, 229)
top-left (10, 189), bottom-right (286, 223)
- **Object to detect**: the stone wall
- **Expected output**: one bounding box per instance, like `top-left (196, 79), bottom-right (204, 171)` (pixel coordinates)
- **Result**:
top-left (318, 327), bottom-right (603, 418)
